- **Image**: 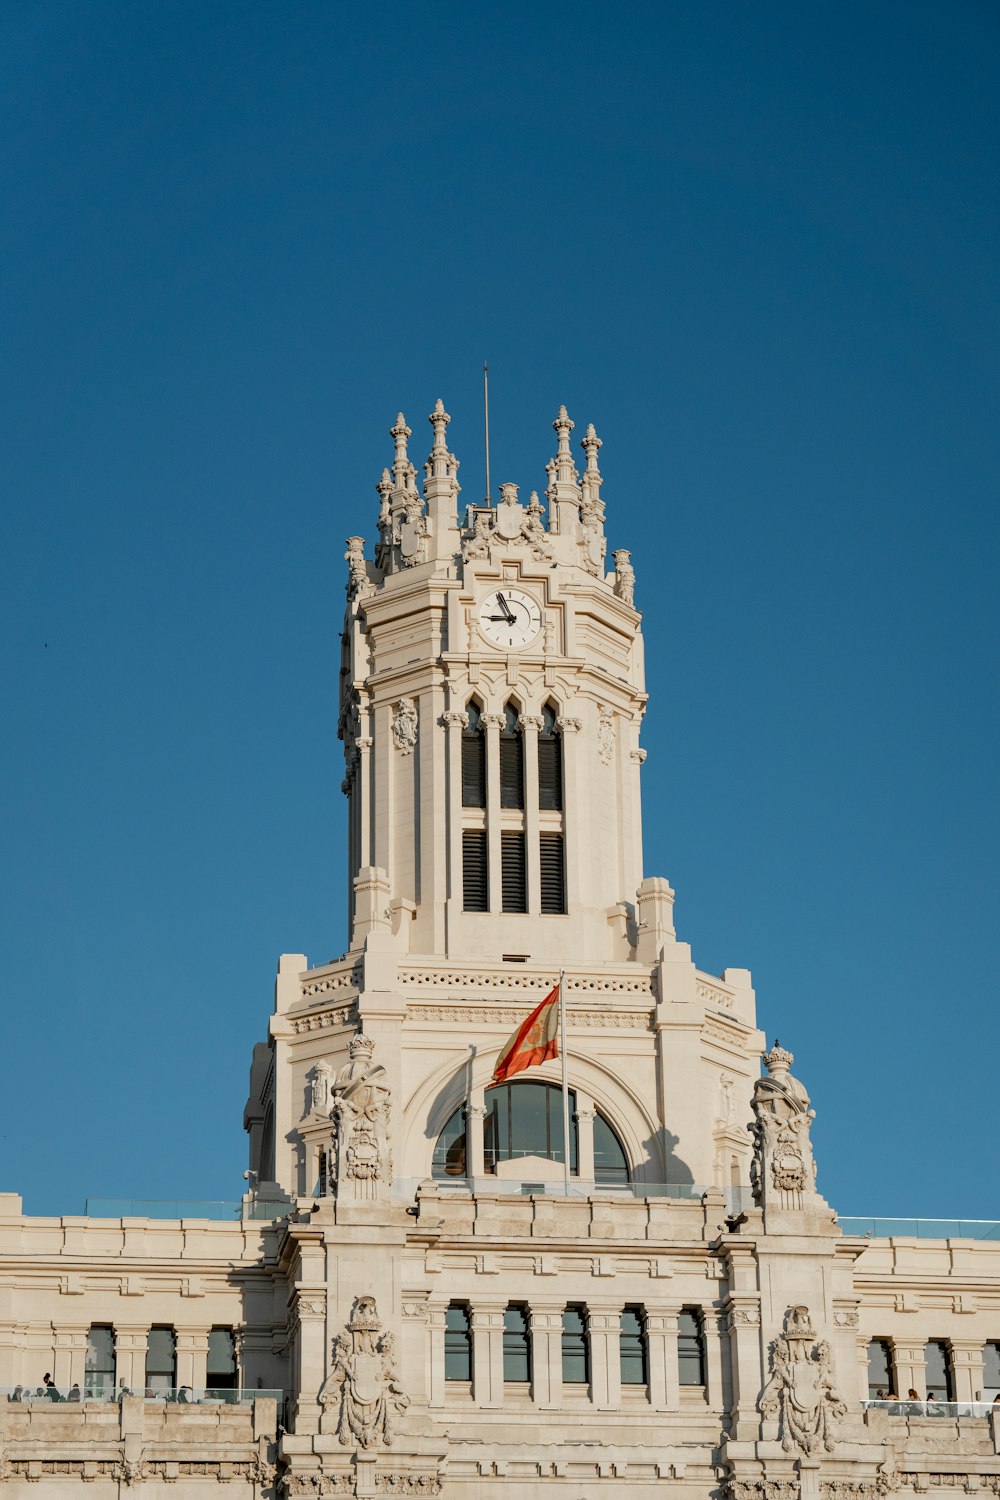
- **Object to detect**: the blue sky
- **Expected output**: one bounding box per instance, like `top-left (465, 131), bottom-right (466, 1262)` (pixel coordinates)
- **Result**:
top-left (2, 1), bottom-right (997, 1220)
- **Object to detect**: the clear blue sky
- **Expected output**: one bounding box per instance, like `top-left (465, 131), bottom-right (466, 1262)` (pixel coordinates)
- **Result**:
top-left (2, 2), bottom-right (997, 1220)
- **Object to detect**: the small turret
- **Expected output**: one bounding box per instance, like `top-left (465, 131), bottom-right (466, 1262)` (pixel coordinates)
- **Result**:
top-left (547, 405), bottom-right (581, 539)
top-left (422, 398), bottom-right (461, 560)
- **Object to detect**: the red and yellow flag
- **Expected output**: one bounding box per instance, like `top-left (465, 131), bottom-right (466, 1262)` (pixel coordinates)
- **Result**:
top-left (492, 984), bottom-right (560, 1083)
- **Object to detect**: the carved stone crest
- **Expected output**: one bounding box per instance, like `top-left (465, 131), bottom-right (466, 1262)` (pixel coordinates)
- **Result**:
top-left (391, 699), bottom-right (418, 756)
top-left (320, 1296), bottom-right (410, 1448)
top-left (749, 1041), bottom-right (817, 1210)
top-left (462, 510), bottom-right (494, 560)
top-left (329, 1034), bottom-right (392, 1199)
top-left (598, 706), bottom-right (616, 765)
top-left (759, 1304), bottom-right (846, 1454)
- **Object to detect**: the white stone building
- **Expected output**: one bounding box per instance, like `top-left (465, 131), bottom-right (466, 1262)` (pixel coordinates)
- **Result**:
top-left (1, 401), bottom-right (998, 1498)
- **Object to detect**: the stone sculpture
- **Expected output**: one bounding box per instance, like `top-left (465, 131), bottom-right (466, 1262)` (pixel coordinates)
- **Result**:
top-left (613, 548), bottom-right (635, 606)
top-left (330, 1034), bottom-right (392, 1197)
top-left (759, 1305), bottom-right (846, 1454)
top-left (344, 536), bottom-right (367, 598)
top-left (320, 1296), bottom-right (410, 1448)
top-left (309, 1060), bottom-right (332, 1115)
top-left (391, 699), bottom-right (418, 756)
top-left (598, 706), bottom-right (616, 766)
top-left (748, 1041), bottom-right (816, 1210)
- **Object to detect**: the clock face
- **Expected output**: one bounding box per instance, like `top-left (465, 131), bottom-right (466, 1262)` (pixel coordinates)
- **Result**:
top-left (478, 588), bottom-right (543, 650)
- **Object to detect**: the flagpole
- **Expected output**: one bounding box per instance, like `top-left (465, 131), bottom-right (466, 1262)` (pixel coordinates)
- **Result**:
top-left (559, 969), bottom-right (570, 1195)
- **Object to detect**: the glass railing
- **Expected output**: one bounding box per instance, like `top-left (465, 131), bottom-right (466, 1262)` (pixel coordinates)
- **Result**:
top-left (83, 1199), bottom-right (291, 1222)
top-left (864, 1399), bottom-right (998, 1419)
top-left (2, 1386), bottom-right (282, 1405)
top-left (842, 1217), bottom-right (1000, 1240)
top-left (408, 1178), bottom-right (756, 1209)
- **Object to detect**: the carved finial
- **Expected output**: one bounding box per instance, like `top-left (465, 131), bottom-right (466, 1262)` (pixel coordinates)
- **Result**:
top-left (526, 490), bottom-right (543, 517)
top-left (764, 1042), bottom-right (794, 1075)
top-left (553, 405), bottom-right (575, 482)
top-left (376, 468), bottom-right (393, 531)
top-left (427, 398), bottom-right (451, 478)
top-left (349, 1032), bottom-right (375, 1059)
top-left (391, 412), bottom-right (411, 489)
top-left (581, 422), bottom-right (602, 475)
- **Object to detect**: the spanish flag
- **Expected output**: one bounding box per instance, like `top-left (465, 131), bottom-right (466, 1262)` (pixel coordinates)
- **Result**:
top-left (493, 984), bottom-right (560, 1082)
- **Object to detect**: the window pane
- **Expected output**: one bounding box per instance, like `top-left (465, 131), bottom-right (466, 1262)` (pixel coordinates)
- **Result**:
top-left (867, 1339), bottom-right (893, 1397)
top-left (146, 1327), bottom-right (176, 1391)
top-left (984, 1341), bottom-right (1000, 1397)
top-left (432, 1105), bottom-right (468, 1179)
top-left (593, 1114), bottom-right (629, 1183)
top-left (445, 1304), bottom-right (472, 1382)
top-left (503, 1304), bottom-right (531, 1383)
top-left (85, 1327), bottom-right (115, 1396)
top-left (510, 1082), bottom-right (548, 1159)
top-left (562, 1305), bottom-right (589, 1385)
top-left (620, 1306), bottom-right (647, 1386)
top-left (678, 1308), bottom-right (705, 1386)
top-left (924, 1341), bottom-right (952, 1398)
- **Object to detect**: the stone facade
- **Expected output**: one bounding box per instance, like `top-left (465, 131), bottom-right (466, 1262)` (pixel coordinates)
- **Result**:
top-left (1, 401), bottom-right (997, 1497)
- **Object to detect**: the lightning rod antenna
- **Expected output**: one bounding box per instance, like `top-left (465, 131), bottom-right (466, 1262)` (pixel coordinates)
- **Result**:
top-left (483, 362), bottom-right (492, 505)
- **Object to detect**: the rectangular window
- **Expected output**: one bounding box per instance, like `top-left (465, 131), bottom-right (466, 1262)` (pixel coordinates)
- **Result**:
top-left (146, 1326), bottom-right (177, 1393)
top-left (462, 829), bottom-right (488, 911)
top-left (537, 733), bottom-right (563, 810)
top-left (500, 732), bottom-right (524, 809)
top-left (678, 1308), bottom-right (706, 1386)
top-left (85, 1326), bottom-right (115, 1398)
top-left (503, 1304), bottom-right (531, 1384)
top-left (562, 1305), bottom-right (589, 1385)
top-left (445, 1303), bottom-right (473, 1382)
top-left (924, 1340), bottom-right (953, 1400)
top-left (501, 830), bottom-right (527, 912)
top-left (539, 832), bottom-right (566, 914)
top-left (867, 1338), bottom-right (895, 1399)
top-left (462, 731), bottom-right (486, 808)
top-left (984, 1341), bottom-right (1000, 1401)
top-left (207, 1328), bottom-right (237, 1395)
top-left (620, 1306), bottom-right (648, 1386)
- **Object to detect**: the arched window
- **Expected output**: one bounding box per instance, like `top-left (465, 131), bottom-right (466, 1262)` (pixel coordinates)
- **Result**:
top-left (678, 1308), bottom-right (706, 1386)
top-left (445, 1304), bottom-right (472, 1382)
top-left (538, 704), bottom-right (563, 811)
top-left (499, 704), bottom-right (524, 809)
top-left (146, 1327), bottom-right (177, 1393)
top-left (593, 1113), bottom-right (630, 1184)
top-left (924, 1340), bottom-right (954, 1400)
top-left (431, 1107), bottom-right (468, 1178)
top-left (462, 702), bottom-right (486, 808)
top-left (620, 1306), bottom-right (648, 1386)
top-left (432, 1084), bottom-right (631, 1183)
top-left (85, 1326), bottom-right (115, 1399)
top-left (207, 1329), bottom-right (237, 1395)
top-left (562, 1305), bottom-right (589, 1385)
top-left (503, 1304), bottom-right (531, 1384)
top-left (867, 1338), bottom-right (895, 1399)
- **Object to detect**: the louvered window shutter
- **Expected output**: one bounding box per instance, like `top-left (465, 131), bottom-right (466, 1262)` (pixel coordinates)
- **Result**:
top-left (539, 832), bottom-right (566, 914)
top-left (462, 728), bottom-right (486, 808)
top-left (501, 830), bottom-right (527, 913)
top-left (499, 708), bottom-right (524, 809)
top-left (462, 829), bottom-right (489, 911)
top-left (538, 720), bottom-right (563, 810)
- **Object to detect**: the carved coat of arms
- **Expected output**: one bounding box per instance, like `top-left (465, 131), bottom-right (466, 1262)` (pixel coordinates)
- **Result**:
top-left (759, 1305), bottom-right (846, 1454)
top-left (319, 1296), bottom-right (410, 1448)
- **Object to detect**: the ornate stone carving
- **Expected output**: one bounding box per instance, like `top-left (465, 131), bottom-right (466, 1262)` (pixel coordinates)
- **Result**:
top-left (440, 711), bottom-right (469, 730)
top-left (630, 748), bottom-right (647, 764)
top-left (391, 699), bottom-right (418, 756)
top-left (330, 1034), bottom-right (392, 1198)
top-left (749, 1042), bottom-right (817, 1209)
top-left (480, 712), bottom-right (505, 729)
top-left (345, 536), bottom-right (368, 598)
top-left (759, 1304), bottom-right (846, 1454)
top-left (718, 1074), bottom-right (736, 1124)
top-left (309, 1060), bottom-right (332, 1115)
top-left (598, 706), bottom-right (616, 765)
top-left (517, 713), bottom-right (543, 731)
top-left (320, 1296), bottom-right (410, 1448)
top-left (613, 547), bottom-right (635, 606)
top-left (112, 1456), bottom-right (151, 1486)
top-left (542, 617), bottom-right (556, 654)
top-left (723, 1482), bottom-right (800, 1500)
top-left (375, 1477), bottom-right (442, 1495)
top-left (297, 1295), bottom-right (327, 1318)
top-left (556, 715), bottom-right (581, 734)
top-left (730, 1305), bottom-right (761, 1326)
top-left (834, 1308), bottom-right (860, 1328)
top-left (462, 510), bottom-right (494, 560)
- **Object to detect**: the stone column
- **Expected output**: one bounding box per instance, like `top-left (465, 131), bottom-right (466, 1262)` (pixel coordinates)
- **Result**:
top-left (482, 714), bottom-right (504, 914)
top-left (472, 1304), bottom-right (505, 1408)
top-left (426, 1302), bottom-right (447, 1410)
top-left (645, 1306), bottom-right (679, 1412)
top-left (556, 715), bottom-right (582, 911)
top-left (892, 1340), bottom-right (926, 1400)
top-left (467, 1099), bottom-right (487, 1180)
top-left (291, 1291), bottom-right (328, 1434)
top-left (519, 714), bottom-right (542, 913)
top-left (588, 1305), bottom-right (623, 1411)
top-left (175, 1330), bottom-right (209, 1393)
top-left (442, 711), bottom-right (468, 920)
top-left (704, 1309), bottom-right (725, 1411)
top-left (530, 1305), bottom-right (564, 1410)
top-left (356, 736), bottom-right (374, 870)
top-left (53, 1325), bottom-right (88, 1392)
top-left (113, 1327), bottom-right (149, 1393)
top-left (856, 1332), bottom-right (873, 1403)
top-left (725, 1300), bottom-right (765, 1441)
top-left (951, 1340), bottom-right (986, 1403)
top-left (574, 1095), bottom-right (597, 1185)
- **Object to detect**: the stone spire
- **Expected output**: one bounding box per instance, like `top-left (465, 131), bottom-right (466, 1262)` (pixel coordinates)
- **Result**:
top-left (422, 398), bottom-right (461, 560)
top-left (547, 405), bottom-right (582, 539)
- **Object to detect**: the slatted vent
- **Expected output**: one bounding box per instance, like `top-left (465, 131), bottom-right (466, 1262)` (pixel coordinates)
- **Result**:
top-left (461, 708), bottom-right (486, 808)
top-left (538, 705), bottom-right (563, 810)
top-left (462, 829), bottom-right (489, 911)
top-left (499, 706), bottom-right (524, 809)
top-left (501, 830), bottom-right (527, 913)
top-left (539, 831), bottom-right (566, 914)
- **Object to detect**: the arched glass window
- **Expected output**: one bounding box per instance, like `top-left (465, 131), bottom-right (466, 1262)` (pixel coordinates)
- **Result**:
top-left (867, 1338), bottom-right (895, 1399)
top-left (207, 1329), bottom-right (237, 1395)
top-left (146, 1327), bottom-right (177, 1393)
top-left (924, 1340), bottom-right (954, 1400)
top-left (503, 1304), bottom-right (531, 1383)
top-left (431, 1106), bottom-right (468, 1178)
top-left (499, 704), bottom-right (524, 809)
top-left (85, 1326), bottom-right (115, 1399)
top-left (562, 1305), bottom-right (589, 1385)
top-left (445, 1303), bottom-right (472, 1382)
top-left (432, 1084), bottom-right (631, 1183)
top-left (678, 1308), bottom-right (706, 1386)
top-left (620, 1306), bottom-right (648, 1386)
top-left (593, 1113), bottom-right (630, 1184)
top-left (538, 704), bottom-right (563, 811)
top-left (462, 702), bottom-right (486, 808)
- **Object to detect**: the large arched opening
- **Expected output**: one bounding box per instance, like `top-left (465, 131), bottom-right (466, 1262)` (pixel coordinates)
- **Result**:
top-left (431, 1079), bottom-right (630, 1183)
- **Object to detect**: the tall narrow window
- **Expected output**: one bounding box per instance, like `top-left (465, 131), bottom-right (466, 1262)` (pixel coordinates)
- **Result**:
top-left (538, 704), bottom-right (563, 810)
top-left (462, 829), bottom-right (488, 911)
top-left (503, 1304), bottom-right (532, 1384)
top-left (539, 831), bottom-right (566, 914)
top-left (501, 830), bottom-right (527, 912)
top-left (462, 703), bottom-right (486, 808)
top-left (499, 705), bottom-right (524, 809)
top-left (678, 1308), bottom-right (706, 1386)
top-left (207, 1329), bottom-right (237, 1395)
top-left (445, 1303), bottom-right (472, 1382)
top-left (146, 1327), bottom-right (177, 1393)
top-left (867, 1338), bottom-right (895, 1399)
top-left (562, 1305), bottom-right (590, 1385)
top-left (984, 1341), bottom-right (1000, 1401)
top-left (620, 1306), bottom-right (648, 1386)
top-left (924, 1340), bottom-right (953, 1400)
top-left (85, 1326), bottom-right (115, 1398)
top-left (593, 1112), bottom-right (630, 1184)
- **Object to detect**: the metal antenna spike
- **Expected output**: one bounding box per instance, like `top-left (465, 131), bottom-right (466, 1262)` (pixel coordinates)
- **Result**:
top-left (483, 363), bottom-right (492, 506)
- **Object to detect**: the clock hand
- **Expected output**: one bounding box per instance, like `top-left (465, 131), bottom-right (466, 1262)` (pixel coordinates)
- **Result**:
top-left (496, 593), bottom-right (516, 622)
